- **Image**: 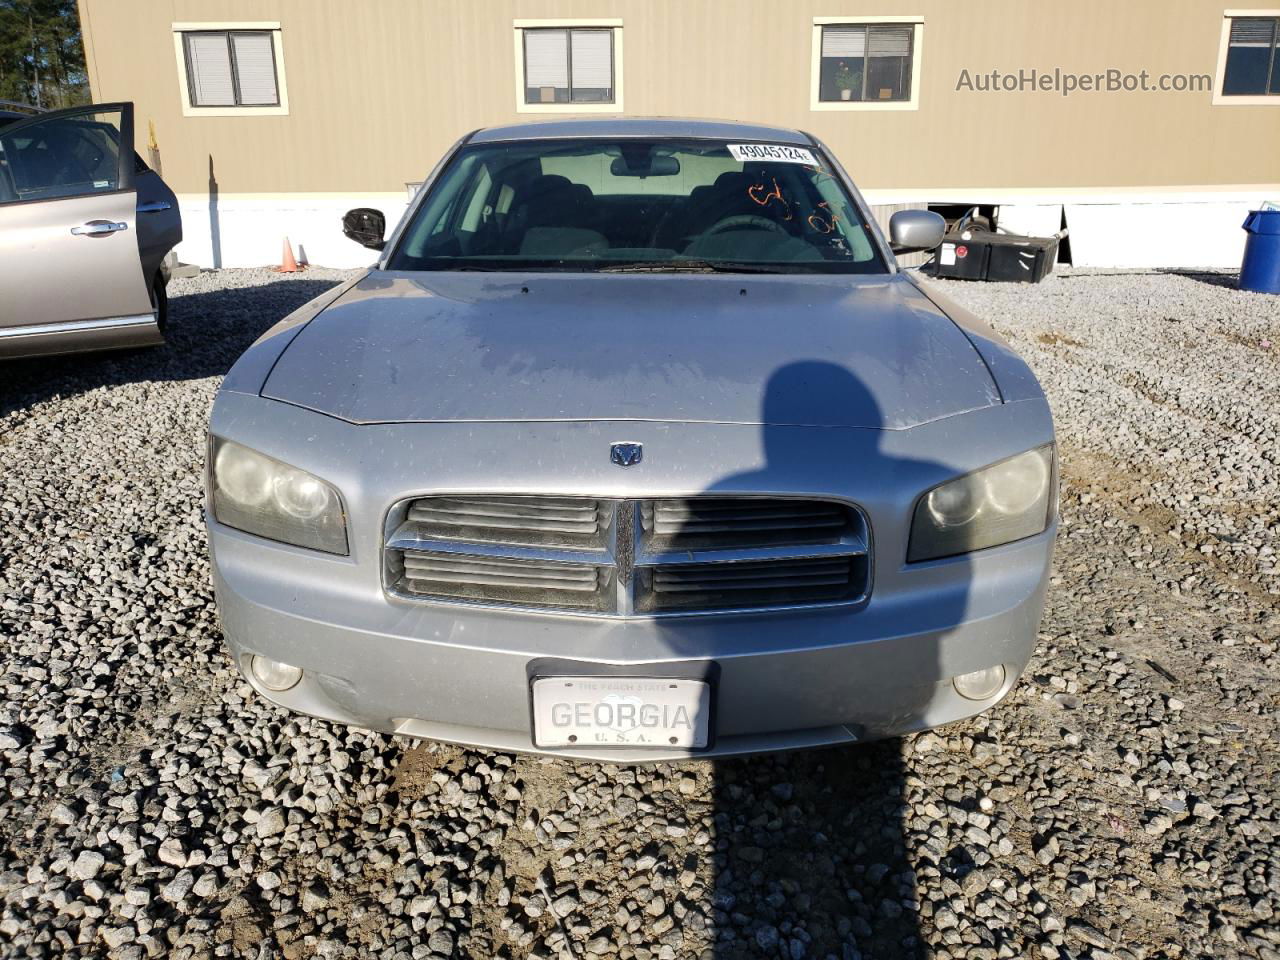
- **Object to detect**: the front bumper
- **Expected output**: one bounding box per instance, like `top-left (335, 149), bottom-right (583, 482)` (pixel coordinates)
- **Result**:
top-left (211, 520), bottom-right (1052, 761)
top-left (206, 394), bottom-right (1055, 761)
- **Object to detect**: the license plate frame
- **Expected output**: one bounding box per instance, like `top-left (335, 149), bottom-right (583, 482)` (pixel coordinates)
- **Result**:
top-left (531, 675), bottom-right (712, 750)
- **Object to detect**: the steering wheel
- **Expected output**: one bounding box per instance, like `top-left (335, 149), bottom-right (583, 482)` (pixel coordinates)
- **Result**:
top-left (703, 214), bottom-right (789, 237)
top-left (647, 203), bottom-right (688, 249)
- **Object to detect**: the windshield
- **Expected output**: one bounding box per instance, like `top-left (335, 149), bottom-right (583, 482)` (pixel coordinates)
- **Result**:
top-left (387, 138), bottom-right (888, 274)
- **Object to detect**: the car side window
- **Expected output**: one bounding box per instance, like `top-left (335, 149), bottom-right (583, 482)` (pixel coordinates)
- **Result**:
top-left (0, 109), bottom-right (126, 205)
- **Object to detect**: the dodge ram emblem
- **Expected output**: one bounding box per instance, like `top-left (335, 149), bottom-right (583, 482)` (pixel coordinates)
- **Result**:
top-left (610, 442), bottom-right (643, 467)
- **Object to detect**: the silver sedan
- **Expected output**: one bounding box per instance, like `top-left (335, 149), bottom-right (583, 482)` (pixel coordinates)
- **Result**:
top-left (0, 102), bottom-right (180, 358)
top-left (205, 118), bottom-right (1056, 760)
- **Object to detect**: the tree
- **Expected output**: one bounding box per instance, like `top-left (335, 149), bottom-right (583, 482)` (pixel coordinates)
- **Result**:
top-left (0, 1), bottom-right (89, 109)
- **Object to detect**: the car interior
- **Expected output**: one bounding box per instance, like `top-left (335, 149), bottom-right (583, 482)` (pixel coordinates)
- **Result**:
top-left (0, 114), bottom-right (122, 204)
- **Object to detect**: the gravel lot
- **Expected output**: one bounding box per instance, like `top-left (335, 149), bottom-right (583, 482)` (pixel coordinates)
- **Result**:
top-left (1, 265), bottom-right (1278, 960)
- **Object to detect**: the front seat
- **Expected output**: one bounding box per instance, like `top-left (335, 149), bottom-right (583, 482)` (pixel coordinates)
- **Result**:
top-left (507, 174), bottom-right (606, 258)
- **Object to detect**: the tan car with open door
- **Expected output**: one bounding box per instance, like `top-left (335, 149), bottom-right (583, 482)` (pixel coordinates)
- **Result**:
top-left (0, 102), bottom-right (182, 359)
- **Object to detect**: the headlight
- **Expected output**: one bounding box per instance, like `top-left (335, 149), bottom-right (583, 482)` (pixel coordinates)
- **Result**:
top-left (908, 445), bottom-right (1055, 562)
top-left (209, 437), bottom-right (348, 554)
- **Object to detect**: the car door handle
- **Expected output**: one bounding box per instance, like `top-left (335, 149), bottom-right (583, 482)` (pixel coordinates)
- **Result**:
top-left (137, 201), bottom-right (172, 213)
top-left (70, 221), bottom-right (128, 236)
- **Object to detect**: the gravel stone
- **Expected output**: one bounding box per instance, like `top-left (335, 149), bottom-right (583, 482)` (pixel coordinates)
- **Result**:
top-left (101, 925), bottom-right (135, 949)
top-left (72, 850), bottom-right (105, 880)
top-left (427, 930), bottom-right (455, 955)
top-left (256, 805), bottom-right (288, 839)
top-left (161, 869), bottom-right (194, 904)
top-left (156, 838), bottom-right (186, 867)
top-left (302, 882), bottom-right (330, 911)
top-left (50, 803), bottom-right (78, 826)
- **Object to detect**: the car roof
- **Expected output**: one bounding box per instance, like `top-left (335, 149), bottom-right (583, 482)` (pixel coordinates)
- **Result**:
top-left (0, 102), bottom-right (44, 127)
top-left (469, 116), bottom-right (811, 145)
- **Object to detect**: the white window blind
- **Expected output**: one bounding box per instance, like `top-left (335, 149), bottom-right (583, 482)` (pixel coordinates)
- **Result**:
top-left (186, 34), bottom-right (235, 106)
top-left (821, 26), bottom-right (866, 58)
top-left (231, 33), bottom-right (278, 104)
top-left (570, 30), bottom-right (612, 90)
top-left (184, 30), bottom-right (279, 107)
top-left (525, 30), bottom-right (570, 89)
top-left (1230, 17), bottom-right (1277, 45)
top-left (868, 26), bottom-right (912, 58)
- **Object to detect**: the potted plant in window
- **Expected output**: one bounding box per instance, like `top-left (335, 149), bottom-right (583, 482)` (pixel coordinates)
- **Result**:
top-left (834, 60), bottom-right (859, 101)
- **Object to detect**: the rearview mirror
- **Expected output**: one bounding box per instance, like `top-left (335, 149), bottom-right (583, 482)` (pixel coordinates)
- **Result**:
top-left (609, 155), bottom-right (680, 178)
top-left (888, 209), bottom-right (946, 254)
top-left (343, 207), bottom-right (386, 250)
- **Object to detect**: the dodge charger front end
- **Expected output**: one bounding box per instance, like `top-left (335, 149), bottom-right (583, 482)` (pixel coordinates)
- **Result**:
top-left (205, 118), bottom-right (1056, 760)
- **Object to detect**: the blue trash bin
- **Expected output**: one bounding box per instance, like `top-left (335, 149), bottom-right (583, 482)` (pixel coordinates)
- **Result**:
top-left (1239, 209), bottom-right (1280, 294)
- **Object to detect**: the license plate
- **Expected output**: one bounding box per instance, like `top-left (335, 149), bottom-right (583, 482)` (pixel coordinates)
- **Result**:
top-left (531, 676), bottom-right (711, 749)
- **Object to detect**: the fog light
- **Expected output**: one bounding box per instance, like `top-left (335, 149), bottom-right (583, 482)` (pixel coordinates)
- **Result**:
top-left (953, 665), bottom-right (1006, 701)
top-left (250, 655), bottom-right (303, 692)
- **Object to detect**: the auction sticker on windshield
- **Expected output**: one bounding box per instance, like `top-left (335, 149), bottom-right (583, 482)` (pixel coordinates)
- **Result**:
top-left (532, 677), bottom-right (711, 749)
top-left (728, 143), bottom-right (816, 165)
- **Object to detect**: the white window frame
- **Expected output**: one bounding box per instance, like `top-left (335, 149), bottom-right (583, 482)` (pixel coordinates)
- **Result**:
top-left (1213, 9), bottom-right (1280, 105)
top-left (810, 16), bottom-right (923, 111)
top-left (172, 22), bottom-right (289, 117)
top-left (513, 19), bottom-right (624, 113)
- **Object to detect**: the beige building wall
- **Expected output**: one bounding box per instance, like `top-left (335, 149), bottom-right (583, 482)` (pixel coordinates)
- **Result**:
top-left (80, 0), bottom-right (1280, 196)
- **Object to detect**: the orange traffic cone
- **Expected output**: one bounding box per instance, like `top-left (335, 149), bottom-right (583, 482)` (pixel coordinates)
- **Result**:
top-left (275, 237), bottom-right (301, 273)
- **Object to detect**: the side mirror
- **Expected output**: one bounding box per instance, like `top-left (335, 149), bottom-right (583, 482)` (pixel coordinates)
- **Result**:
top-left (888, 209), bottom-right (946, 254)
top-left (343, 207), bottom-right (386, 250)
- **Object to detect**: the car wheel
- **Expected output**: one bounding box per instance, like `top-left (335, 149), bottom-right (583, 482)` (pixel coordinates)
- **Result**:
top-left (151, 273), bottom-right (169, 340)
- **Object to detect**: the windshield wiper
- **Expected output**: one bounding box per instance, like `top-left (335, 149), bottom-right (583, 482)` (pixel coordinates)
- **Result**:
top-left (595, 259), bottom-right (792, 275)
top-left (419, 260), bottom-right (582, 272)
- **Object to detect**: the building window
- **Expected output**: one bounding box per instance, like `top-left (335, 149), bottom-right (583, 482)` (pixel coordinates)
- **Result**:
top-left (810, 18), bottom-right (923, 111)
top-left (1221, 16), bottom-right (1280, 96)
top-left (172, 22), bottom-right (289, 116)
top-left (182, 31), bottom-right (278, 106)
top-left (819, 25), bottom-right (913, 101)
top-left (522, 28), bottom-right (614, 104)
top-left (513, 20), bottom-right (623, 113)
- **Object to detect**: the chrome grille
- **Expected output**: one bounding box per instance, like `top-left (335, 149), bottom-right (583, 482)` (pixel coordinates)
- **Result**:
top-left (407, 495), bottom-right (606, 548)
top-left (642, 498), bottom-right (848, 548)
top-left (401, 550), bottom-right (611, 610)
top-left (638, 556), bottom-right (861, 612)
top-left (386, 496), bottom-right (869, 615)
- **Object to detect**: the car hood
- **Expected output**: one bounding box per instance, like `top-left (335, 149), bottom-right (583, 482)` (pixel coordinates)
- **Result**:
top-left (261, 272), bottom-right (1000, 429)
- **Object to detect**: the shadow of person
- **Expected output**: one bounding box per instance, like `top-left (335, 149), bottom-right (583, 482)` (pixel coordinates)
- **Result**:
top-left (673, 359), bottom-right (974, 960)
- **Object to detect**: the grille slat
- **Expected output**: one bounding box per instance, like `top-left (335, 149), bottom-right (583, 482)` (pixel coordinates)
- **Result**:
top-left (653, 515), bottom-right (844, 534)
top-left (389, 496), bottom-right (868, 614)
top-left (403, 555), bottom-right (599, 576)
top-left (652, 560), bottom-right (850, 588)
top-left (653, 574), bottom-right (851, 592)
top-left (652, 502), bottom-right (844, 520)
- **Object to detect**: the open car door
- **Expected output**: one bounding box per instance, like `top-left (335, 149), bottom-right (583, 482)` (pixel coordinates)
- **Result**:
top-left (0, 102), bottom-right (162, 358)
